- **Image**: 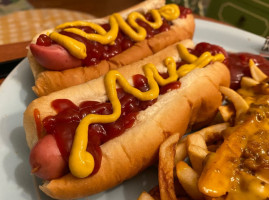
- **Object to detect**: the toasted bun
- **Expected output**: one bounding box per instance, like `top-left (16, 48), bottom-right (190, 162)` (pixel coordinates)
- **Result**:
top-left (27, 0), bottom-right (195, 96)
top-left (24, 39), bottom-right (230, 199)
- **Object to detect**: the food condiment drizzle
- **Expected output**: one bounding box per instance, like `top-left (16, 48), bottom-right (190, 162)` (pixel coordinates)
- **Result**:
top-left (69, 44), bottom-right (225, 178)
top-left (49, 4), bottom-right (180, 59)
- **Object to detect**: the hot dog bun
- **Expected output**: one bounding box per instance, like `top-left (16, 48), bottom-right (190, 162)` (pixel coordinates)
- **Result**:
top-left (24, 40), bottom-right (230, 199)
top-left (27, 0), bottom-right (195, 97)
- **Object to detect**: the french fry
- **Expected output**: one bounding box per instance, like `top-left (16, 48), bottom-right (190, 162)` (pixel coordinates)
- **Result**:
top-left (240, 76), bottom-right (259, 88)
top-left (187, 123), bottom-right (228, 144)
top-left (187, 133), bottom-right (207, 150)
top-left (176, 161), bottom-right (204, 200)
top-left (188, 144), bottom-right (208, 174)
top-left (218, 105), bottom-right (234, 122)
top-left (138, 192), bottom-right (156, 200)
top-left (219, 86), bottom-right (249, 119)
top-left (159, 133), bottom-right (180, 200)
top-left (198, 123), bottom-right (228, 144)
top-left (175, 140), bottom-right (187, 165)
top-left (249, 59), bottom-right (268, 82)
top-left (142, 123), bottom-right (228, 200)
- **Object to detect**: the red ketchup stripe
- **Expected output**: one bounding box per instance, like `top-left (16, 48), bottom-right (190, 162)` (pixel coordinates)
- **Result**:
top-left (188, 42), bottom-right (269, 90)
top-left (37, 74), bottom-right (181, 176)
top-left (34, 6), bottom-right (191, 68)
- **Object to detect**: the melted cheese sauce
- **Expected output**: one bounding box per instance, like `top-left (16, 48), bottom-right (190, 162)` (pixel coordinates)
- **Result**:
top-left (231, 88), bottom-right (269, 200)
top-left (227, 172), bottom-right (269, 200)
top-left (201, 83), bottom-right (269, 199)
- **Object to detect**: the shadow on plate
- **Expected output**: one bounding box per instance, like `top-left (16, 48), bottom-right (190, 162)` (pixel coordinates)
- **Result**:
top-left (0, 114), bottom-right (35, 199)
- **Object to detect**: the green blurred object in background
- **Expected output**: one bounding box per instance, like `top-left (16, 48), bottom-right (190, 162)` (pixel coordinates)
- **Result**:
top-left (167, 0), bottom-right (269, 37)
top-left (206, 0), bottom-right (269, 37)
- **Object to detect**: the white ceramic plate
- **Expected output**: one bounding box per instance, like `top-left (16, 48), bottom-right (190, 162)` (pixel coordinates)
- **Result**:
top-left (0, 19), bottom-right (266, 200)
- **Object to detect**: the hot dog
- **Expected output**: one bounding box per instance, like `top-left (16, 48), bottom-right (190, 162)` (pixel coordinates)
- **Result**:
top-left (24, 40), bottom-right (230, 199)
top-left (27, 0), bottom-right (195, 97)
